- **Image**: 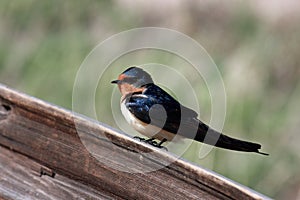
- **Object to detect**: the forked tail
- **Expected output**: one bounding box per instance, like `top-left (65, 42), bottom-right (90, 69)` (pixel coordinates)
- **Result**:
top-left (194, 125), bottom-right (269, 155)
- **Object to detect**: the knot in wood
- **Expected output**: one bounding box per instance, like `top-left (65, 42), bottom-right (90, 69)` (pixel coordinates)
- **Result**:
top-left (0, 104), bottom-right (11, 120)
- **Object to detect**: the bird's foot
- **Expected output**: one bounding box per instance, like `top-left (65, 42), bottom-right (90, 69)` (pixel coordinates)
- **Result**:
top-left (145, 138), bottom-right (168, 151)
top-left (133, 136), bottom-right (146, 142)
top-left (153, 138), bottom-right (168, 151)
top-left (133, 136), bottom-right (168, 151)
top-left (148, 141), bottom-right (168, 151)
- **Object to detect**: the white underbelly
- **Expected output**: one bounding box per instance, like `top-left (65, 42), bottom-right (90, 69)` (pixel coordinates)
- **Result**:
top-left (121, 101), bottom-right (157, 136)
top-left (120, 101), bottom-right (183, 142)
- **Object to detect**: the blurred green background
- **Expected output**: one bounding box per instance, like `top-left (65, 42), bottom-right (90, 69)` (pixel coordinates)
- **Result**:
top-left (1, 1), bottom-right (300, 199)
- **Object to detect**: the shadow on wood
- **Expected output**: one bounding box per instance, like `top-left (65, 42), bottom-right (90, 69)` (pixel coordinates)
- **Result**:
top-left (0, 84), bottom-right (270, 200)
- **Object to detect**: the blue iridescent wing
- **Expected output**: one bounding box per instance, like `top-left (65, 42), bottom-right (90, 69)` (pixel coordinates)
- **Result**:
top-left (125, 84), bottom-right (199, 134)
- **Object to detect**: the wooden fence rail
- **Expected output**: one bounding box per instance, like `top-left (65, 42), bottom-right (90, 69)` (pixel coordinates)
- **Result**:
top-left (0, 84), bottom-right (270, 200)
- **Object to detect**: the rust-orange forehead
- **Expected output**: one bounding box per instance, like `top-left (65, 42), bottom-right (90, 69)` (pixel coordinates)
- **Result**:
top-left (118, 74), bottom-right (128, 80)
top-left (118, 82), bottom-right (144, 96)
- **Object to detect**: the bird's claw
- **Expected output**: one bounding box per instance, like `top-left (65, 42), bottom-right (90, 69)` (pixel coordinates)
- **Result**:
top-left (148, 141), bottom-right (168, 151)
top-left (133, 136), bottom-right (168, 151)
top-left (133, 136), bottom-right (146, 141)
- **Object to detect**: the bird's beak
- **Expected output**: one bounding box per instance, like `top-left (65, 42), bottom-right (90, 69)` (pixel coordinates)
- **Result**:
top-left (111, 80), bottom-right (120, 84)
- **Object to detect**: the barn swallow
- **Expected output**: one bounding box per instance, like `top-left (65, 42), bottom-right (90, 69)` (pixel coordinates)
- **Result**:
top-left (111, 67), bottom-right (268, 155)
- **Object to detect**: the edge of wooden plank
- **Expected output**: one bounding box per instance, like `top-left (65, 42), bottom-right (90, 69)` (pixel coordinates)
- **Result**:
top-left (0, 83), bottom-right (271, 200)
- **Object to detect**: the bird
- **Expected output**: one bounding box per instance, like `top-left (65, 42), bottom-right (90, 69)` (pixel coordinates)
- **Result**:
top-left (111, 67), bottom-right (268, 155)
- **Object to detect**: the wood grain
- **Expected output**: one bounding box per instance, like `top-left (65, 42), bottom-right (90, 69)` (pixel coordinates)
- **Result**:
top-left (0, 146), bottom-right (117, 200)
top-left (0, 84), bottom-right (270, 200)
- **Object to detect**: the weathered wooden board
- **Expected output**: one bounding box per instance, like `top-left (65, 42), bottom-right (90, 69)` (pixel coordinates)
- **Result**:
top-left (0, 146), bottom-right (116, 200)
top-left (0, 84), bottom-right (270, 200)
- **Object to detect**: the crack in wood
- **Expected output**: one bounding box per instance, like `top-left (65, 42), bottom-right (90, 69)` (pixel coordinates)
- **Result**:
top-left (40, 166), bottom-right (56, 178)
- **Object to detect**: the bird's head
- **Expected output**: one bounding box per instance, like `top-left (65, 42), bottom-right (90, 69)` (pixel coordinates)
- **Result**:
top-left (111, 67), bottom-right (153, 96)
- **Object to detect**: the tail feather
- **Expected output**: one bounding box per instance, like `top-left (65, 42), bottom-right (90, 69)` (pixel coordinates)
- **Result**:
top-left (194, 126), bottom-right (269, 155)
top-left (215, 134), bottom-right (269, 155)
